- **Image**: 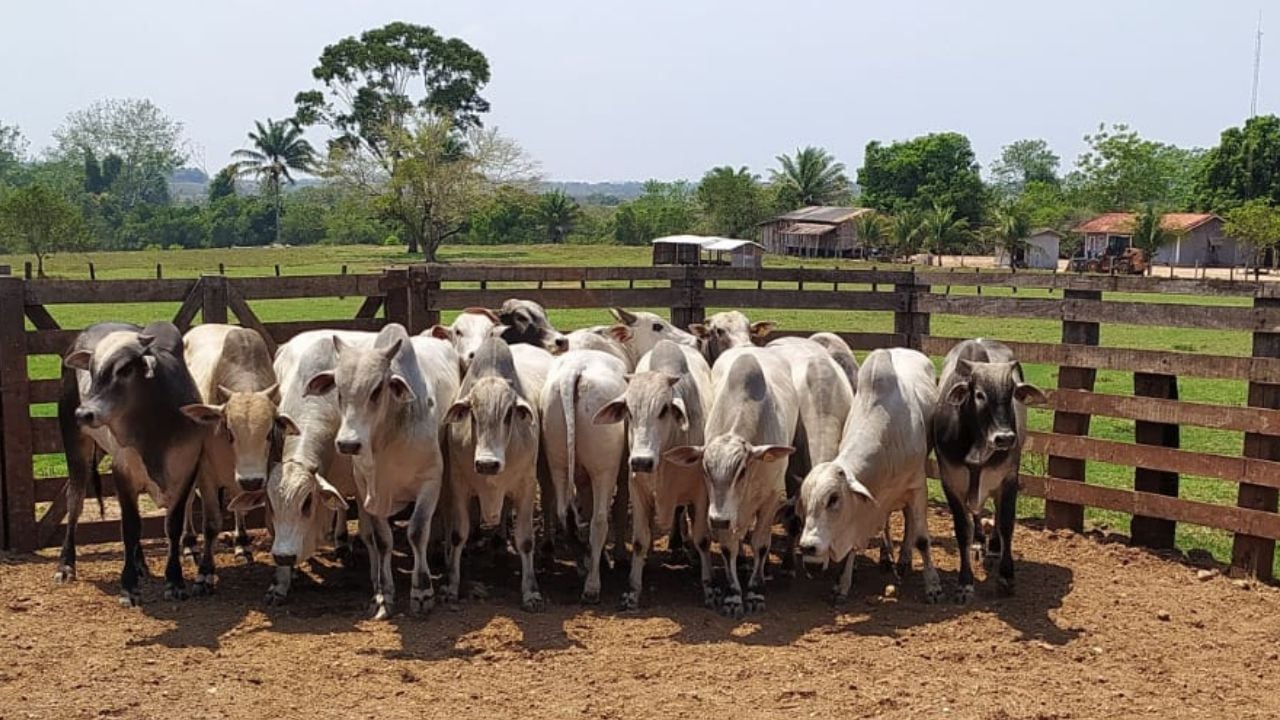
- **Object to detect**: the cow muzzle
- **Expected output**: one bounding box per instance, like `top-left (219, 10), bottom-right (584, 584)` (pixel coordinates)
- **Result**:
top-left (336, 440), bottom-right (362, 455)
top-left (551, 335), bottom-right (569, 353)
top-left (74, 406), bottom-right (104, 428)
top-left (991, 430), bottom-right (1017, 451)
top-left (237, 476), bottom-right (265, 492)
top-left (475, 457), bottom-right (503, 475)
top-left (709, 515), bottom-right (731, 531)
top-left (629, 455), bottom-right (656, 473)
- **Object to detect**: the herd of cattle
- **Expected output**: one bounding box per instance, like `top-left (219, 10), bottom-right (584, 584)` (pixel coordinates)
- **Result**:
top-left (53, 300), bottom-right (1046, 619)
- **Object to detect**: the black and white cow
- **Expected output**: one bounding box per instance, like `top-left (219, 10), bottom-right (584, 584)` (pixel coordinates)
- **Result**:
top-left (497, 299), bottom-right (569, 353)
top-left (59, 321), bottom-right (209, 605)
top-left (932, 338), bottom-right (1046, 603)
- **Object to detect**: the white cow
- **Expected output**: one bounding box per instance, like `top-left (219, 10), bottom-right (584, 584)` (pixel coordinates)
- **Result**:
top-left (301, 323), bottom-right (459, 619)
top-left (796, 348), bottom-right (943, 604)
top-left (567, 325), bottom-right (635, 370)
top-left (444, 337), bottom-right (551, 611)
top-left (426, 307), bottom-right (500, 372)
top-left (689, 311), bottom-right (775, 364)
top-left (540, 349), bottom-right (629, 604)
top-left (666, 346), bottom-right (798, 618)
top-left (608, 307), bottom-right (701, 360)
top-left (595, 340), bottom-right (714, 610)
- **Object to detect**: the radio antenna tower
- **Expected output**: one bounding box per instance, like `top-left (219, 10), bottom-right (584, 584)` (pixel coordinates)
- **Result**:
top-left (1252, 11), bottom-right (1263, 117)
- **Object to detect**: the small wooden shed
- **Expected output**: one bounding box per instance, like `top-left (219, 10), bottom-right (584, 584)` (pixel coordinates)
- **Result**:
top-left (651, 236), bottom-right (765, 268)
top-left (651, 235), bottom-right (709, 265)
top-left (704, 238), bottom-right (764, 268)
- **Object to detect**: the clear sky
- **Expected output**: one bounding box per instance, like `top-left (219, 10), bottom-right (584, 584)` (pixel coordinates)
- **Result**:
top-left (1, 1), bottom-right (1272, 182)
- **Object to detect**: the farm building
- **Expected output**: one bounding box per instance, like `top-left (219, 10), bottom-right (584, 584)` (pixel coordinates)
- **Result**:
top-left (650, 235), bottom-right (764, 268)
top-left (995, 228), bottom-right (1061, 270)
top-left (757, 206), bottom-right (872, 258)
top-left (1073, 212), bottom-right (1248, 267)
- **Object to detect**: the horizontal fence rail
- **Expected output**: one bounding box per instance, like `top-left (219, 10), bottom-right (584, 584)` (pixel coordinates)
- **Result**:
top-left (1, 263), bottom-right (1278, 580)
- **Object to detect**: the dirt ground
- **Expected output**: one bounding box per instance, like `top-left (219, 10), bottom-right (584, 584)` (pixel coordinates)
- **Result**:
top-left (1, 509), bottom-right (1278, 720)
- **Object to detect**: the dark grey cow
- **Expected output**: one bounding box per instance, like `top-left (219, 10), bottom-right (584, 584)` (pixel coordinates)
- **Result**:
top-left (60, 321), bottom-right (208, 605)
top-left (497, 299), bottom-right (569, 353)
top-left (932, 338), bottom-right (1046, 603)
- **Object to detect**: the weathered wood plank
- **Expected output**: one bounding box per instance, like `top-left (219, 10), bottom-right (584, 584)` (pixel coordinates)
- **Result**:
top-left (172, 278), bottom-right (205, 331)
top-left (354, 296), bottom-right (384, 319)
top-left (23, 304), bottom-right (60, 331)
top-left (25, 278), bottom-right (196, 305)
top-left (1131, 373), bottom-right (1179, 549)
top-left (31, 416), bottom-right (61, 455)
top-left (37, 515), bottom-right (167, 548)
top-left (1044, 289), bottom-right (1099, 532)
top-left (1045, 388), bottom-right (1280, 436)
top-left (1234, 295), bottom-right (1280, 579)
top-left (917, 294), bottom-right (1275, 331)
top-left (914, 270), bottom-right (1273, 298)
top-left (1025, 431), bottom-right (1280, 489)
top-left (29, 378), bottom-right (61, 405)
top-left (700, 289), bottom-right (904, 312)
top-left (226, 287), bottom-right (278, 356)
top-left (230, 274), bottom-right (385, 300)
top-left (24, 329), bottom-right (79, 356)
top-left (427, 288), bottom-right (683, 311)
top-left (0, 276), bottom-right (36, 551)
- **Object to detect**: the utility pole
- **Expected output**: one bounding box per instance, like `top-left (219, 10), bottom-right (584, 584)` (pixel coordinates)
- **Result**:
top-left (1252, 10), bottom-right (1263, 118)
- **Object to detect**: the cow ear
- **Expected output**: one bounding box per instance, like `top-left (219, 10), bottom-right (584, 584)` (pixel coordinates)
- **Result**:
top-left (444, 399), bottom-right (471, 424)
top-left (304, 371), bottom-right (336, 397)
top-left (315, 475), bottom-right (349, 511)
top-left (750, 444), bottom-right (795, 462)
top-left (607, 324), bottom-right (632, 343)
top-left (664, 445), bottom-right (704, 467)
top-left (847, 478), bottom-right (876, 503)
top-left (750, 321), bottom-right (777, 338)
top-left (670, 397), bottom-right (690, 431)
top-left (946, 381), bottom-right (970, 406)
top-left (662, 373), bottom-right (681, 387)
top-left (64, 349), bottom-right (92, 371)
top-left (429, 324), bottom-right (452, 341)
top-left (514, 398), bottom-right (536, 425)
top-left (331, 335), bottom-right (346, 355)
top-left (381, 338), bottom-right (404, 361)
top-left (181, 403), bottom-right (224, 425)
top-left (387, 374), bottom-right (416, 403)
top-left (489, 324), bottom-right (511, 339)
top-left (227, 489), bottom-right (266, 513)
top-left (609, 307), bottom-right (638, 326)
top-left (593, 398), bottom-right (628, 425)
top-left (276, 413), bottom-right (301, 436)
top-left (142, 355), bottom-right (158, 379)
top-left (688, 323), bottom-right (708, 339)
top-left (955, 358), bottom-right (974, 377)
top-left (1014, 383), bottom-right (1048, 407)
top-left (214, 384), bottom-right (235, 403)
top-left (260, 382), bottom-right (280, 404)
top-left (462, 306), bottom-right (500, 323)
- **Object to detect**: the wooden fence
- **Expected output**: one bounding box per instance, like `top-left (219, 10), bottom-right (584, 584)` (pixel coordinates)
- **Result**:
top-left (1, 264), bottom-right (1278, 580)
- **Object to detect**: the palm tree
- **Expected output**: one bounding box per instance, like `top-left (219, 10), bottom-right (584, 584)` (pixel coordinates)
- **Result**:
top-left (1129, 203), bottom-right (1174, 274)
top-left (770, 146), bottom-right (849, 209)
top-left (232, 118), bottom-right (316, 244)
top-left (987, 203), bottom-right (1032, 269)
top-left (535, 190), bottom-right (580, 244)
top-left (919, 203), bottom-right (970, 266)
top-left (854, 210), bottom-right (886, 258)
top-left (889, 210), bottom-right (923, 262)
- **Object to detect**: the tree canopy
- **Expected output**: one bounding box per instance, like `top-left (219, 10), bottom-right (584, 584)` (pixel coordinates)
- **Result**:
top-left (0, 184), bottom-right (85, 277)
top-left (858, 132), bottom-right (987, 224)
top-left (1068, 123), bottom-right (1202, 211)
top-left (51, 98), bottom-right (186, 209)
top-left (232, 118), bottom-right (317, 244)
top-left (1196, 115), bottom-right (1280, 211)
top-left (697, 166), bottom-right (769, 238)
top-left (770, 147), bottom-right (849, 210)
top-left (990, 139), bottom-right (1059, 195)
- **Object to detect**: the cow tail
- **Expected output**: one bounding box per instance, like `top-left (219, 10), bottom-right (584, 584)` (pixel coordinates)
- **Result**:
top-left (557, 366), bottom-right (581, 528)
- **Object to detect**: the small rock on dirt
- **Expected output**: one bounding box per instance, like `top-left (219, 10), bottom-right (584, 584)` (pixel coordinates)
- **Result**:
top-left (1156, 610), bottom-right (1171, 622)
top-left (1196, 569), bottom-right (1217, 582)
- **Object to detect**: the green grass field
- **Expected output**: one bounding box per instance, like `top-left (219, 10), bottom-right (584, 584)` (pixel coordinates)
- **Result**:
top-left (3, 243), bottom-right (1265, 572)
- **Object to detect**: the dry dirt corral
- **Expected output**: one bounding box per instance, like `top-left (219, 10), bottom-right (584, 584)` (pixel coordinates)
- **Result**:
top-left (1, 510), bottom-right (1278, 720)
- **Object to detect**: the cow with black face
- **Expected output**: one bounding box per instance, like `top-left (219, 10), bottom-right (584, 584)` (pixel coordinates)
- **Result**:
top-left (932, 338), bottom-right (1046, 603)
top-left (497, 299), bottom-right (569, 354)
top-left (59, 321), bottom-right (208, 605)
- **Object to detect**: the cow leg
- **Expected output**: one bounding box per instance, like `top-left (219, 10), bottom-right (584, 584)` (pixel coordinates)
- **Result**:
top-left (160, 470), bottom-right (196, 602)
top-left (333, 509), bottom-right (354, 567)
top-left (896, 504), bottom-right (915, 579)
top-left (357, 506), bottom-right (395, 620)
top-left (118, 490), bottom-right (144, 607)
top-left (690, 496), bottom-right (715, 608)
top-left (996, 478), bottom-right (1018, 595)
top-left (745, 516), bottom-right (772, 614)
top-left (446, 488), bottom-right (471, 607)
top-left (233, 511), bottom-right (253, 564)
top-left (908, 487), bottom-right (942, 603)
top-left (407, 477), bottom-right (442, 615)
top-left (515, 481), bottom-right (543, 612)
top-left (878, 520), bottom-right (895, 572)
top-left (620, 480), bottom-right (652, 611)
top-left (609, 464), bottom-right (630, 570)
top-left (55, 437), bottom-right (96, 583)
top-left (181, 491), bottom-right (199, 562)
top-left (537, 445), bottom-right (558, 561)
top-left (834, 553), bottom-right (856, 603)
top-left (193, 481), bottom-right (221, 597)
top-left (943, 483), bottom-right (974, 604)
top-left (667, 505), bottom-right (687, 556)
top-left (718, 536), bottom-right (744, 619)
top-left (581, 466), bottom-right (615, 604)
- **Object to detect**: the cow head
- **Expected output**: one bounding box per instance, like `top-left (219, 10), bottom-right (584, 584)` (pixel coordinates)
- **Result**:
top-left (665, 435), bottom-right (792, 533)
top-left (689, 311), bottom-right (774, 364)
top-left (945, 359), bottom-right (1047, 466)
top-left (594, 371), bottom-right (686, 474)
top-left (229, 459), bottom-right (347, 568)
top-left (445, 376), bottom-right (535, 482)
top-left (497, 299), bottom-right (568, 354)
top-left (181, 384), bottom-right (298, 492)
top-left (304, 331), bottom-right (417, 457)
top-left (796, 461), bottom-right (876, 567)
top-left (64, 330), bottom-right (160, 430)
top-left (430, 307), bottom-right (499, 371)
top-left (608, 307), bottom-right (699, 358)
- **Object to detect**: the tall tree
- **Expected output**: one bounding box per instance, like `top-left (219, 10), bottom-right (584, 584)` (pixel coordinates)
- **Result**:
top-left (918, 203), bottom-right (970, 264)
top-left (771, 147), bottom-right (850, 209)
top-left (1196, 115), bottom-right (1280, 211)
top-left (51, 98), bottom-right (186, 209)
top-left (1129, 203), bottom-right (1175, 269)
top-left (986, 202), bottom-right (1033, 267)
top-left (990, 139), bottom-right (1060, 195)
top-left (697, 165), bottom-right (768, 237)
top-left (1223, 199), bottom-right (1280, 268)
top-left (0, 184), bottom-right (85, 278)
top-left (208, 165), bottom-right (237, 202)
top-left (853, 210), bottom-right (887, 256)
top-left (0, 122), bottom-right (27, 186)
top-left (858, 132), bottom-right (988, 224)
top-left (232, 118), bottom-right (317, 245)
top-left (889, 209), bottom-right (923, 261)
top-left (1068, 123), bottom-right (1203, 210)
top-left (534, 190), bottom-right (580, 243)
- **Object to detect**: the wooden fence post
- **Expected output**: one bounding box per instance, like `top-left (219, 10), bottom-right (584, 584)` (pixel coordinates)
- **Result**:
top-left (413, 265), bottom-right (441, 331)
top-left (201, 274), bottom-right (228, 325)
top-left (0, 274), bottom-right (36, 551)
top-left (1045, 288), bottom-right (1101, 532)
top-left (670, 266), bottom-right (705, 330)
top-left (382, 268), bottom-right (413, 330)
top-left (893, 270), bottom-right (930, 350)
top-left (1131, 372), bottom-right (1180, 548)
top-left (1232, 294), bottom-right (1280, 579)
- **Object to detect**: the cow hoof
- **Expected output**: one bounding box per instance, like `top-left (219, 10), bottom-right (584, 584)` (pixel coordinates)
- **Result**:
top-left (468, 582), bottom-right (490, 600)
top-left (744, 591), bottom-right (766, 614)
top-left (369, 595), bottom-right (393, 621)
top-left (997, 576), bottom-right (1015, 596)
top-left (702, 584), bottom-right (717, 609)
top-left (895, 561), bottom-right (912, 580)
top-left (53, 565), bottom-right (76, 584)
top-left (135, 563), bottom-right (151, 580)
top-left (618, 592), bottom-right (640, 611)
top-left (954, 584), bottom-right (975, 605)
top-left (580, 589), bottom-right (601, 605)
top-left (191, 575), bottom-right (215, 597)
top-left (264, 589), bottom-right (288, 606)
top-left (924, 584), bottom-right (945, 605)
top-left (234, 547), bottom-right (255, 565)
top-left (410, 589), bottom-right (435, 615)
top-left (719, 594), bottom-right (745, 619)
top-left (119, 590), bottom-right (142, 608)
top-left (522, 592), bottom-right (546, 613)
top-left (830, 587), bottom-right (849, 606)
top-left (163, 583), bottom-right (189, 601)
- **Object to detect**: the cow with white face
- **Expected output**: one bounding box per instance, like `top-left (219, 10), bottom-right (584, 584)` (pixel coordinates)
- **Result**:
top-left (607, 307), bottom-right (700, 359)
top-left (302, 323), bottom-right (459, 619)
top-left (229, 329), bottom-right (366, 604)
top-left (567, 325), bottom-right (635, 370)
top-left (665, 346), bottom-right (797, 619)
top-left (797, 348), bottom-right (943, 604)
top-left (595, 340), bottom-right (714, 610)
top-left (539, 348), bottom-right (628, 604)
top-left (445, 337), bottom-right (551, 611)
top-left (179, 323), bottom-right (294, 573)
top-left (497, 299), bottom-right (569, 353)
top-left (689, 311), bottom-right (775, 364)
top-left (426, 307), bottom-right (500, 372)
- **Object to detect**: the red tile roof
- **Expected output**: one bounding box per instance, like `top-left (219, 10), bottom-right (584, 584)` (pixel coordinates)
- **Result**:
top-left (1072, 212), bottom-right (1218, 235)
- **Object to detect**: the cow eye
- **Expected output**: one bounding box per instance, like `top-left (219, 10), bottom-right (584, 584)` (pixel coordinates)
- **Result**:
top-left (974, 390), bottom-right (987, 403)
top-left (652, 323), bottom-right (663, 332)
top-left (504, 406), bottom-right (513, 425)
top-left (370, 384), bottom-right (382, 403)
top-left (826, 494), bottom-right (839, 510)
top-left (658, 405), bottom-right (669, 419)
top-left (301, 494), bottom-right (313, 517)
top-left (715, 328), bottom-right (725, 336)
